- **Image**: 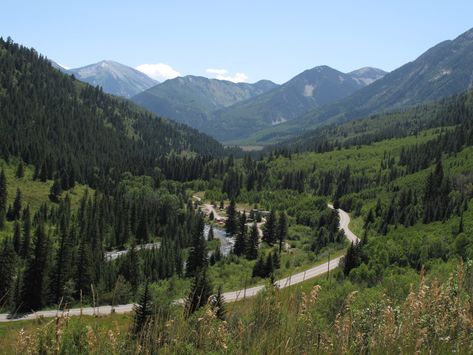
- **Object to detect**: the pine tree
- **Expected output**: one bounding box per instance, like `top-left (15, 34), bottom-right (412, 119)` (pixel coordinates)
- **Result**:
top-left (238, 211), bottom-right (247, 235)
top-left (11, 188), bottom-right (22, 220)
top-left (12, 221), bottom-right (21, 254)
top-left (245, 222), bottom-right (259, 260)
top-left (208, 225), bottom-right (214, 241)
top-left (210, 285), bottom-right (226, 321)
top-left (120, 240), bottom-right (142, 291)
top-left (21, 205), bottom-right (31, 258)
top-left (233, 224), bottom-right (247, 256)
top-left (264, 253), bottom-right (275, 277)
top-left (276, 211), bottom-right (288, 254)
top-left (0, 169), bottom-right (6, 230)
top-left (15, 161), bottom-right (24, 178)
top-left (75, 238), bottom-right (94, 299)
top-left (50, 218), bottom-right (72, 304)
top-left (272, 252), bottom-right (280, 270)
top-left (0, 208), bottom-right (5, 230)
top-left (0, 169), bottom-right (7, 214)
top-left (0, 239), bottom-right (16, 303)
top-left (20, 225), bottom-right (49, 311)
top-left (375, 198), bottom-right (382, 217)
top-left (252, 255), bottom-right (265, 278)
top-left (225, 199), bottom-right (238, 235)
top-left (185, 268), bottom-right (212, 317)
top-left (136, 209), bottom-right (149, 244)
top-left (132, 280), bottom-right (153, 335)
top-left (343, 241), bottom-right (362, 276)
top-left (458, 214), bottom-right (464, 235)
top-left (262, 209), bottom-right (277, 245)
top-left (186, 215), bottom-right (207, 277)
top-left (364, 209), bottom-right (375, 229)
top-left (214, 244), bottom-right (222, 262)
top-left (49, 178), bottom-right (62, 202)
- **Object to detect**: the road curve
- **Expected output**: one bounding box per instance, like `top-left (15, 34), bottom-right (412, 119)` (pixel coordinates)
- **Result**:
top-left (0, 204), bottom-right (357, 322)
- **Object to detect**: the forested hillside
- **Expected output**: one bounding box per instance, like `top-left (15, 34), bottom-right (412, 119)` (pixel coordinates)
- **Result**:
top-left (132, 75), bottom-right (278, 131)
top-left (0, 37), bottom-right (225, 191)
top-left (278, 90), bottom-right (473, 153)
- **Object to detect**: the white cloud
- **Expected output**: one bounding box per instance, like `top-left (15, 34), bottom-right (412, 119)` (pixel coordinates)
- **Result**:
top-left (135, 63), bottom-right (181, 81)
top-left (206, 68), bottom-right (248, 83)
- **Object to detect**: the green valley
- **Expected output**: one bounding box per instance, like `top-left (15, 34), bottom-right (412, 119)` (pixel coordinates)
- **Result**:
top-left (2, 8), bottom-right (473, 355)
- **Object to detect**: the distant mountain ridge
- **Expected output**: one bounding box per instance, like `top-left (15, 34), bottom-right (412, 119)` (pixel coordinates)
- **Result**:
top-left (132, 66), bottom-right (385, 141)
top-left (66, 60), bottom-right (158, 98)
top-left (211, 66), bottom-right (386, 141)
top-left (244, 26), bottom-right (473, 145)
top-left (131, 76), bottom-right (279, 131)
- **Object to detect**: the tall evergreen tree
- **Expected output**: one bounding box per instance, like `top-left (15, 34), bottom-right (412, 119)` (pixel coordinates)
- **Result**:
top-left (50, 218), bottom-right (72, 304)
top-left (276, 211), bottom-right (288, 254)
top-left (0, 207), bottom-right (4, 230)
top-left (12, 221), bottom-right (21, 255)
top-left (120, 240), bottom-right (142, 291)
top-left (272, 252), bottom-right (280, 270)
top-left (252, 255), bottom-right (265, 278)
top-left (11, 188), bottom-right (22, 220)
top-left (262, 209), bottom-right (277, 245)
top-left (207, 225), bottom-right (214, 241)
top-left (0, 169), bottom-right (6, 230)
top-left (238, 211), bottom-right (247, 235)
top-left (21, 206), bottom-right (31, 258)
top-left (186, 215), bottom-right (207, 277)
top-left (210, 285), bottom-right (226, 321)
top-left (15, 161), bottom-right (24, 178)
top-left (225, 199), bottom-right (238, 235)
top-left (233, 224), bottom-right (247, 256)
top-left (0, 169), bottom-right (7, 213)
top-left (49, 178), bottom-right (62, 202)
top-left (264, 253), bottom-right (275, 277)
top-left (132, 280), bottom-right (153, 336)
top-left (75, 237), bottom-right (94, 299)
top-left (20, 225), bottom-right (49, 311)
top-left (185, 268), bottom-right (212, 317)
top-left (136, 209), bottom-right (149, 244)
top-left (245, 222), bottom-right (259, 260)
top-left (0, 239), bottom-right (16, 303)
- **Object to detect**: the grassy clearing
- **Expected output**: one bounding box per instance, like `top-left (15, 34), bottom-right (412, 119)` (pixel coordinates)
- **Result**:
top-left (0, 159), bottom-right (89, 240)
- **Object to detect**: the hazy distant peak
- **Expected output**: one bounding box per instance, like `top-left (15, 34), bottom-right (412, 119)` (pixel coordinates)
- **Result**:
top-left (349, 67), bottom-right (387, 85)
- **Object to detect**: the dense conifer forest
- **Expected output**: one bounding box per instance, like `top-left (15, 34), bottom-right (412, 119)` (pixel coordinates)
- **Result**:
top-left (0, 37), bottom-right (228, 191)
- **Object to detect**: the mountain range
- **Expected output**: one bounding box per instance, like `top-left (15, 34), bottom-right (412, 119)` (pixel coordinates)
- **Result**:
top-left (57, 60), bottom-right (158, 98)
top-left (209, 66), bottom-right (386, 141)
top-left (131, 66), bottom-right (386, 141)
top-left (49, 26), bottom-right (473, 147)
top-left (244, 27), bottom-right (473, 145)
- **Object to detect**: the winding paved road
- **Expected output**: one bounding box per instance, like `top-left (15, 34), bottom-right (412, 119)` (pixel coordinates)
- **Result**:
top-left (0, 204), bottom-right (358, 322)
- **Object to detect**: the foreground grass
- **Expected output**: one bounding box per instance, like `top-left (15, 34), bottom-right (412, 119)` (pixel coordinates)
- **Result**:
top-left (2, 261), bottom-right (471, 354)
top-left (0, 313), bottom-right (133, 354)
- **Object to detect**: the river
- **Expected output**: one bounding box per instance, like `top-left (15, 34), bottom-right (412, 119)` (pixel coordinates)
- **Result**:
top-left (204, 224), bottom-right (234, 256)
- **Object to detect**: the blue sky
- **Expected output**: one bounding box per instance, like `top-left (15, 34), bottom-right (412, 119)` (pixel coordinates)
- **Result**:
top-left (2, 0), bottom-right (473, 83)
